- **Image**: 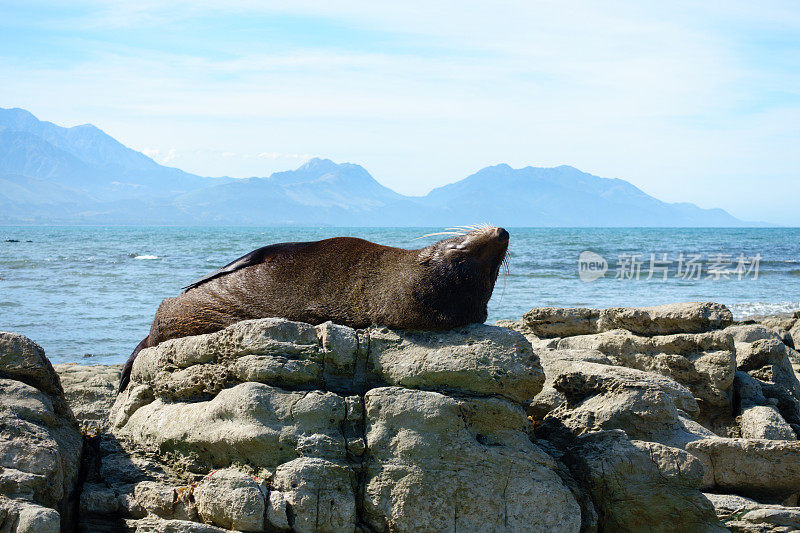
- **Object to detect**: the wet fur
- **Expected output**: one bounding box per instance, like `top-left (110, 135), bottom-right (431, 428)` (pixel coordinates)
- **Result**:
top-left (119, 228), bottom-right (509, 392)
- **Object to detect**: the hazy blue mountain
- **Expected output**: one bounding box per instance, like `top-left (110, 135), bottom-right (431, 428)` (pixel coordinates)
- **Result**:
top-left (0, 130), bottom-right (98, 185)
top-left (0, 107), bottom-right (156, 170)
top-left (0, 107), bottom-right (229, 202)
top-left (268, 157), bottom-right (404, 208)
top-left (0, 107), bottom-right (758, 226)
top-left (172, 158), bottom-right (431, 225)
top-left (0, 173), bottom-right (87, 205)
top-left (418, 164), bottom-right (746, 227)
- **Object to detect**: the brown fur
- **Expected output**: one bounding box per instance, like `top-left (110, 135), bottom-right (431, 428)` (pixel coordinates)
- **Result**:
top-left (119, 227), bottom-right (509, 391)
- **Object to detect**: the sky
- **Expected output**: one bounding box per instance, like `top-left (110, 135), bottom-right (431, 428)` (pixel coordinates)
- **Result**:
top-left (1, 1), bottom-right (799, 224)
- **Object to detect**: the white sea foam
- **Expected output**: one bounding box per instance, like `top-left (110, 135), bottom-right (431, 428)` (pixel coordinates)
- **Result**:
top-left (134, 255), bottom-right (159, 260)
top-left (728, 302), bottom-right (800, 319)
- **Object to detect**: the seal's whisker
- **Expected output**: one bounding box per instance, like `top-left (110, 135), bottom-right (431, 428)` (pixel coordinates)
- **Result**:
top-left (497, 251), bottom-right (510, 304)
top-left (445, 226), bottom-right (478, 232)
top-left (412, 232), bottom-right (466, 240)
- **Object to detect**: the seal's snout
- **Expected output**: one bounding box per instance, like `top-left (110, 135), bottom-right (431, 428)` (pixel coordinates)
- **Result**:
top-left (460, 226), bottom-right (509, 265)
top-left (493, 227), bottom-right (509, 243)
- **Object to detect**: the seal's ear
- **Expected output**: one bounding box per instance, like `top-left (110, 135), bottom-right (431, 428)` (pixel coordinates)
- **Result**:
top-left (182, 241), bottom-right (309, 292)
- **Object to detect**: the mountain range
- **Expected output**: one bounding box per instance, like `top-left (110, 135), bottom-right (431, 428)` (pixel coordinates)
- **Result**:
top-left (0, 107), bottom-right (754, 226)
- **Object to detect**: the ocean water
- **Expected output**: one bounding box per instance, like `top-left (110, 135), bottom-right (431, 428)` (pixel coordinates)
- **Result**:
top-left (1, 226), bottom-right (799, 365)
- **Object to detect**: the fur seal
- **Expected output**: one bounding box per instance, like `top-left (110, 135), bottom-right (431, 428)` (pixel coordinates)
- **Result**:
top-left (118, 226), bottom-right (509, 392)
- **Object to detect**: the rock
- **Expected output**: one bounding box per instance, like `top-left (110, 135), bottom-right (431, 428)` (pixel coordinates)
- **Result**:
top-left (25, 303), bottom-right (800, 531)
top-left (734, 371), bottom-right (768, 409)
top-left (726, 508), bottom-right (800, 533)
top-left (121, 517), bottom-right (233, 532)
top-left (740, 406), bottom-right (796, 440)
top-left (727, 324), bottom-right (785, 345)
top-left (566, 431), bottom-right (725, 532)
top-left (363, 387), bottom-right (581, 532)
top-left (790, 321), bottom-right (800, 351)
top-left (520, 307), bottom-right (601, 338)
top-left (114, 382), bottom-right (349, 472)
top-left (705, 492), bottom-right (763, 516)
top-left (556, 329), bottom-right (736, 422)
top-left (528, 348), bottom-right (614, 419)
top-left (521, 302), bottom-right (732, 338)
top-left (122, 318), bottom-right (544, 405)
top-left (736, 339), bottom-right (800, 396)
top-left (134, 481), bottom-right (193, 520)
top-left (265, 489), bottom-right (291, 531)
top-left (705, 492), bottom-right (800, 533)
top-left (103, 318), bottom-right (567, 532)
top-left (0, 332), bottom-right (82, 531)
top-left (755, 315), bottom-right (798, 350)
top-left (79, 483), bottom-right (119, 516)
top-left (54, 363), bottom-right (121, 432)
top-left (546, 366), bottom-right (714, 449)
top-left (366, 324), bottom-right (545, 404)
top-left (128, 318), bottom-right (326, 401)
top-left (0, 497), bottom-right (61, 533)
top-left (194, 468), bottom-right (267, 532)
top-left (271, 458), bottom-right (357, 533)
top-left (532, 348), bottom-right (700, 420)
top-left (756, 316), bottom-right (797, 333)
top-left (0, 332), bottom-right (73, 410)
top-left (727, 327), bottom-right (800, 431)
top-left (686, 438), bottom-right (800, 500)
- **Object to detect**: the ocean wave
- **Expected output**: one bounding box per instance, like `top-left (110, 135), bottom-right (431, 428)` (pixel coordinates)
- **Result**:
top-left (133, 255), bottom-right (160, 260)
top-left (728, 302), bottom-right (800, 319)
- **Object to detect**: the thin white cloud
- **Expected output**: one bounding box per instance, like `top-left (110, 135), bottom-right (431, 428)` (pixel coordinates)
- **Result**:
top-left (257, 152), bottom-right (314, 160)
top-left (140, 147), bottom-right (178, 164)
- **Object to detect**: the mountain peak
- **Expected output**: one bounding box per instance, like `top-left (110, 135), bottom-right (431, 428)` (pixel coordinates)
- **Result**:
top-left (0, 107), bottom-right (162, 172)
top-left (71, 123), bottom-right (102, 132)
top-left (296, 157), bottom-right (370, 176)
top-left (299, 157), bottom-right (336, 171)
top-left (0, 107), bottom-right (43, 131)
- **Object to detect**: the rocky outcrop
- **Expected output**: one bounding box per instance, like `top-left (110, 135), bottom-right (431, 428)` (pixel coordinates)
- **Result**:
top-left (706, 493), bottom-right (800, 532)
top-left (8, 301), bottom-right (800, 531)
top-left (565, 431), bottom-right (725, 532)
top-left (753, 311), bottom-right (800, 346)
top-left (79, 319), bottom-right (580, 532)
top-left (506, 302), bottom-right (800, 529)
top-left (362, 387), bottom-right (580, 532)
top-left (53, 364), bottom-right (121, 433)
top-left (687, 438), bottom-right (800, 501)
top-left (555, 329), bottom-right (736, 425)
top-left (517, 302), bottom-right (733, 338)
top-left (0, 332), bottom-right (83, 533)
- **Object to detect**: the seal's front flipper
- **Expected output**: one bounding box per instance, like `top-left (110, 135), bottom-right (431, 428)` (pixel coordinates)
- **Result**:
top-left (118, 336), bottom-right (149, 394)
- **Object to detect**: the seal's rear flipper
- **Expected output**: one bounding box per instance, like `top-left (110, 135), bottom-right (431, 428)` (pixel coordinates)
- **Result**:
top-left (118, 336), bottom-right (149, 394)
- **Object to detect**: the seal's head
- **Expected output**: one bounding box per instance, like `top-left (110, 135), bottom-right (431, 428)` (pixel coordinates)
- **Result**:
top-left (416, 225), bottom-right (509, 325)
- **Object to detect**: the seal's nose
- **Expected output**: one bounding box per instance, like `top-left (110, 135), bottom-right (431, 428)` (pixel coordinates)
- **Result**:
top-left (493, 227), bottom-right (509, 243)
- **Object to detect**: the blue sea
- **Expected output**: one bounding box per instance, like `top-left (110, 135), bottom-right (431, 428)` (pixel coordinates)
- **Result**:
top-left (1, 226), bottom-right (799, 365)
